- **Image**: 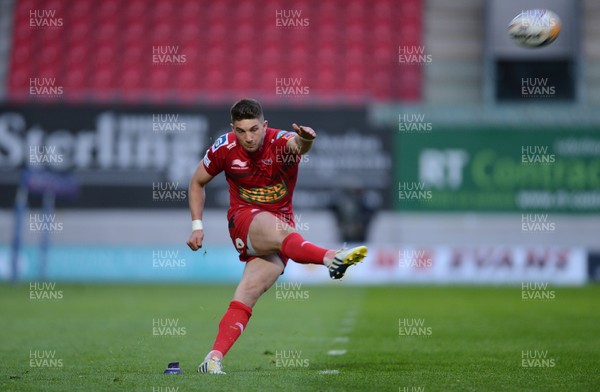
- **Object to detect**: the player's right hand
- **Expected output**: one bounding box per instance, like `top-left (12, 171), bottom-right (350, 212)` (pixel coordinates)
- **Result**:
top-left (187, 230), bottom-right (204, 251)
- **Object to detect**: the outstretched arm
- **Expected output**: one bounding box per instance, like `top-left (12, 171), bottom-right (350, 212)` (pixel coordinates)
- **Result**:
top-left (186, 162), bottom-right (214, 251)
top-left (287, 123), bottom-right (316, 155)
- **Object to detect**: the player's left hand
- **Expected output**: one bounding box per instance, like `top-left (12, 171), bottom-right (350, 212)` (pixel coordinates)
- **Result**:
top-left (292, 123), bottom-right (316, 140)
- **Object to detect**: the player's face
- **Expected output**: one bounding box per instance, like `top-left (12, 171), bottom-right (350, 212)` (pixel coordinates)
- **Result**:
top-left (231, 118), bottom-right (267, 153)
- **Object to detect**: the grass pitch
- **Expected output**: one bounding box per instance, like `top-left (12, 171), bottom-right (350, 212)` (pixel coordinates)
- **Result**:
top-left (1, 284), bottom-right (599, 391)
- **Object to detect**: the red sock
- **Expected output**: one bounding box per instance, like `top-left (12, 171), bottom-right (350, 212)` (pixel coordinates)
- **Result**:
top-left (281, 232), bottom-right (328, 264)
top-left (211, 300), bottom-right (252, 357)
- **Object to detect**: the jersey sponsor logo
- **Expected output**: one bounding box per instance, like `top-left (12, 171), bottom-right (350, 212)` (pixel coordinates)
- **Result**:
top-left (231, 159), bottom-right (248, 170)
top-left (239, 182), bottom-right (287, 204)
top-left (203, 152), bottom-right (211, 167)
top-left (211, 134), bottom-right (229, 152)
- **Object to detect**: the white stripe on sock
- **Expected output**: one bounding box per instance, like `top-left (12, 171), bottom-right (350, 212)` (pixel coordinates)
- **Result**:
top-left (235, 322), bottom-right (244, 333)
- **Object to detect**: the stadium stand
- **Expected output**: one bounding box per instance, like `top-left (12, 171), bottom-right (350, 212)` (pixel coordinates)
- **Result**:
top-left (7, 0), bottom-right (423, 104)
top-left (583, 0), bottom-right (600, 105)
top-left (423, 0), bottom-right (483, 104)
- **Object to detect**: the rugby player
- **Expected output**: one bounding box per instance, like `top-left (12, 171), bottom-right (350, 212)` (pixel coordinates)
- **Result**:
top-left (186, 98), bottom-right (367, 374)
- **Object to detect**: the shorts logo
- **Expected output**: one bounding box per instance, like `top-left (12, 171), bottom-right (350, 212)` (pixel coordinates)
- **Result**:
top-left (235, 238), bottom-right (245, 250)
top-left (231, 159), bottom-right (248, 170)
top-left (211, 134), bottom-right (229, 152)
top-left (239, 182), bottom-right (287, 204)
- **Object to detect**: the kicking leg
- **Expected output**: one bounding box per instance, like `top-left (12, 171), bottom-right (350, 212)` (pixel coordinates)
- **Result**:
top-left (248, 212), bottom-right (335, 266)
top-left (248, 212), bottom-right (368, 278)
top-left (198, 254), bottom-right (284, 374)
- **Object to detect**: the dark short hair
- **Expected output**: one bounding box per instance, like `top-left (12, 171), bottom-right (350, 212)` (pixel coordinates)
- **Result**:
top-left (230, 98), bottom-right (264, 123)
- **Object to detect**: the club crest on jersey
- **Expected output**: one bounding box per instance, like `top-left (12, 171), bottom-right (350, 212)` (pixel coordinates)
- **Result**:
top-left (211, 134), bottom-right (229, 152)
top-left (231, 159), bottom-right (248, 170)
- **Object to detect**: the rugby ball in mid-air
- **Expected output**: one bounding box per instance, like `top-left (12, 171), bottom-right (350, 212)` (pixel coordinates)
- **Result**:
top-left (508, 9), bottom-right (561, 48)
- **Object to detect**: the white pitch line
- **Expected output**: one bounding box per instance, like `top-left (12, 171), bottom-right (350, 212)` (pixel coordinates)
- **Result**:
top-left (341, 318), bottom-right (356, 326)
top-left (332, 337), bottom-right (349, 343)
top-left (327, 349), bottom-right (347, 356)
top-left (319, 369), bottom-right (340, 374)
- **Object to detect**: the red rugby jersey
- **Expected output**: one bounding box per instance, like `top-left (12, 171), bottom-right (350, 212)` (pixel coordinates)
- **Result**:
top-left (202, 127), bottom-right (301, 220)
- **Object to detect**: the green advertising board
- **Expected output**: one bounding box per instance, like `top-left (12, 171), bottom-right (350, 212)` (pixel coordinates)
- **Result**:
top-left (395, 128), bottom-right (600, 212)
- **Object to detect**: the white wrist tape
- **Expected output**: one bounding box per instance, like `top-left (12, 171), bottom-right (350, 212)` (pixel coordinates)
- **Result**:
top-left (191, 219), bottom-right (203, 231)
